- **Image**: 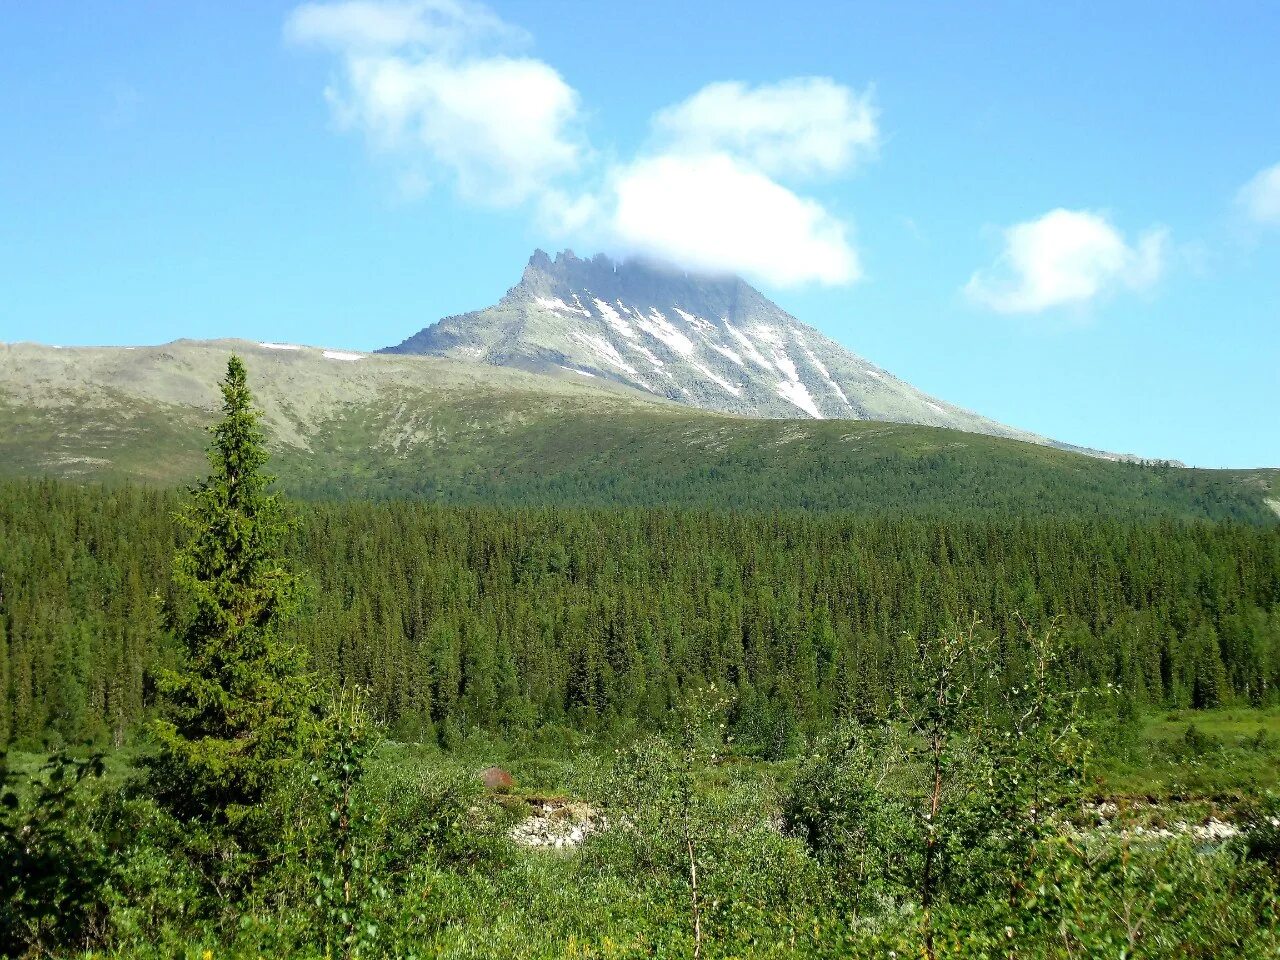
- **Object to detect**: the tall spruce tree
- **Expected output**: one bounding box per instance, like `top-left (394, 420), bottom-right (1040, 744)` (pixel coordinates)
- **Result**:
top-left (149, 355), bottom-right (316, 834)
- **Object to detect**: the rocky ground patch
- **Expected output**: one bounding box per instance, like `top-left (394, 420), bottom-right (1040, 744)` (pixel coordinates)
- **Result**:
top-left (508, 798), bottom-right (604, 850)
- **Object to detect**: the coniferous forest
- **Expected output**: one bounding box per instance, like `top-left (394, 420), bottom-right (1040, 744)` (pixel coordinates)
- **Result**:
top-left (2, 358), bottom-right (1279, 959)
top-left (3, 478), bottom-right (1279, 749)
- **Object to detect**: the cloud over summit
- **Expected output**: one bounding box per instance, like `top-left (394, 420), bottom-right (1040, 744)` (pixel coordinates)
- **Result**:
top-left (288, 0), bottom-right (872, 287)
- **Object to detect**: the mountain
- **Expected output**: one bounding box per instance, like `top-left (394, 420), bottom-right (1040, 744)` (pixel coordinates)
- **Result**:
top-left (1, 338), bottom-right (1276, 522)
top-left (384, 249), bottom-right (1094, 453)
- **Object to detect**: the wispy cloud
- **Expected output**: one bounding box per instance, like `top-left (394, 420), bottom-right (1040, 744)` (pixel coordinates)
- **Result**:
top-left (1236, 162), bottom-right (1280, 226)
top-left (965, 209), bottom-right (1167, 314)
top-left (652, 78), bottom-right (878, 179)
top-left (286, 0), bottom-right (524, 55)
top-left (288, 1), bottom-right (873, 287)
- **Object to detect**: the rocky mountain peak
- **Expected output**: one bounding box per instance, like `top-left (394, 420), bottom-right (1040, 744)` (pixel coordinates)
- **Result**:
top-left (382, 249), bottom-right (1057, 447)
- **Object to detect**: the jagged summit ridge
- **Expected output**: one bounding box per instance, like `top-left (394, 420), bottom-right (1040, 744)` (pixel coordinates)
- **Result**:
top-left (383, 250), bottom-right (1051, 444)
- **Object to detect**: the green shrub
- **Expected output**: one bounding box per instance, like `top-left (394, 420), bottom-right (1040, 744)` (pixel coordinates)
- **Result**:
top-left (0, 750), bottom-right (108, 956)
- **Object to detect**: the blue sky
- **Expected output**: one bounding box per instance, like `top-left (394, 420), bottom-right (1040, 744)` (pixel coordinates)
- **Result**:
top-left (1, 1), bottom-right (1277, 467)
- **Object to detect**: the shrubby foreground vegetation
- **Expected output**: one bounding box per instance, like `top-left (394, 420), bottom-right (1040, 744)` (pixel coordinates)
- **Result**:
top-left (1, 358), bottom-right (1279, 957)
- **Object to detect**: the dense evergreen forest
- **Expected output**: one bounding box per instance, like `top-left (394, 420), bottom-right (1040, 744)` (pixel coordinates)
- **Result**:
top-left (3, 477), bottom-right (1278, 749)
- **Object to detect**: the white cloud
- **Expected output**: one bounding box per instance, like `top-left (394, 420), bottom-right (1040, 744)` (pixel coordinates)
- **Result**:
top-left (652, 78), bottom-right (878, 178)
top-left (606, 153), bottom-right (860, 286)
top-left (571, 78), bottom-right (874, 286)
top-left (1237, 162), bottom-right (1280, 225)
top-left (289, 3), bottom-right (870, 285)
top-left (965, 209), bottom-right (1167, 314)
top-left (287, 0), bottom-right (581, 205)
top-left (334, 55), bottom-right (581, 204)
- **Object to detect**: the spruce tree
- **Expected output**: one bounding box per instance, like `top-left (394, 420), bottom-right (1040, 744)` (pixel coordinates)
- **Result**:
top-left (149, 355), bottom-right (316, 836)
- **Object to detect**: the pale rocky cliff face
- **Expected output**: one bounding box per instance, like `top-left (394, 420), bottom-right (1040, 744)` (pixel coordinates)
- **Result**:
top-left (384, 249), bottom-right (1057, 445)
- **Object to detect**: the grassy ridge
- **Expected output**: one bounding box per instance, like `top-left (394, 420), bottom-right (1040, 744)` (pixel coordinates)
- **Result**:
top-left (2, 386), bottom-right (1276, 521)
top-left (284, 394), bottom-right (1279, 520)
top-left (1, 340), bottom-right (1276, 520)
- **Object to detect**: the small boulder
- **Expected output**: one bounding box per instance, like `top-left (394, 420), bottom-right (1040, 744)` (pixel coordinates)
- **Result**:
top-left (480, 766), bottom-right (515, 792)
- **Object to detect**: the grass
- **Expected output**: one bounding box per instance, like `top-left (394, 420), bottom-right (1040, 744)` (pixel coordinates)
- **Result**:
top-left (10, 706), bottom-right (1278, 806)
top-left (1090, 706), bottom-right (1280, 803)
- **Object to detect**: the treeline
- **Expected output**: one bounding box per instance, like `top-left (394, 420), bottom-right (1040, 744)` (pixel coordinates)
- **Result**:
top-left (2, 477), bottom-right (1279, 748)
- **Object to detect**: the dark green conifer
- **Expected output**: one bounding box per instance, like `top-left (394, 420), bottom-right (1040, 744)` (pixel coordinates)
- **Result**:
top-left (149, 355), bottom-right (317, 835)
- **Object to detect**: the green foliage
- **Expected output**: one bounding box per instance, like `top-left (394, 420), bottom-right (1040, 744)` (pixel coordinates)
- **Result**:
top-left (309, 686), bottom-right (384, 959)
top-left (1017, 836), bottom-right (1280, 958)
top-left (0, 749), bottom-right (107, 956)
top-left (3, 482), bottom-right (1279, 749)
top-left (597, 689), bottom-right (731, 957)
top-left (782, 720), bottom-right (906, 917)
top-left (1237, 790), bottom-right (1280, 869)
top-left (0, 738), bottom-right (1276, 959)
top-left (784, 621), bottom-right (1090, 954)
top-left (147, 356), bottom-right (319, 874)
top-left (595, 695), bottom-right (823, 958)
top-left (4, 354), bottom-right (1279, 958)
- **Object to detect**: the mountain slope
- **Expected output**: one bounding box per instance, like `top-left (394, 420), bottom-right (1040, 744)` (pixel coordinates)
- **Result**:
top-left (0, 338), bottom-right (660, 482)
top-left (384, 249), bottom-right (1089, 452)
top-left (1, 339), bottom-right (1275, 522)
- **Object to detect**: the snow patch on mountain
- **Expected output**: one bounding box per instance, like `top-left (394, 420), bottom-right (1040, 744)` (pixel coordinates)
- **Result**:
top-left (690, 360), bottom-right (742, 396)
top-left (594, 299), bottom-right (637, 340)
top-left (722, 321), bottom-right (774, 370)
top-left (799, 341), bottom-right (852, 408)
top-left (710, 343), bottom-right (745, 367)
top-left (777, 380), bottom-right (823, 419)
top-left (672, 307), bottom-right (715, 333)
top-left (536, 296), bottom-right (591, 318)
top-left (634, 344), bottom-right (665, 370)
top-left (771, 348), bottom-right (799, 383)
top-left (570, 331), bottom-right (641, 380)
top-left (798, 342), bottom-right (830, 379)
top-left (634, 308), bottom-right (696, 357)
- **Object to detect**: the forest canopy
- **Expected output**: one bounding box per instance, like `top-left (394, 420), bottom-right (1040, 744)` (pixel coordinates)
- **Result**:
top-left (2, 478), bottom-right (1277, 749)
